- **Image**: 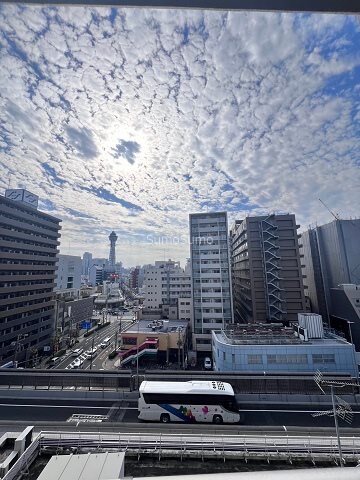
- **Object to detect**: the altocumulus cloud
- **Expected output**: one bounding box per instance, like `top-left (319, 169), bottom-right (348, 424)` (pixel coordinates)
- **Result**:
top-left (112, 139), bottom-right (140, 164)
top-left (0, 5), bottom-right (359, 265)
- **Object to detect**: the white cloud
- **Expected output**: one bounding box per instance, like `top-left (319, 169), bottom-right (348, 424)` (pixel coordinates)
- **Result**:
top-left (0, 6), bottom-right (359, 266)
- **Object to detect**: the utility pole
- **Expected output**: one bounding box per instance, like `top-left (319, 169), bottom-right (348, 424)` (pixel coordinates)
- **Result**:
top-left (13, 334), bottom-right (28, 368)
top-left (90, 335), bottom-right (96, 370)
top-left (136, 320), bottom-right (139, 389)
top-left (177, 328), bottom-right (181, 369)
top-left (313, 371), bottom-right (356, 467)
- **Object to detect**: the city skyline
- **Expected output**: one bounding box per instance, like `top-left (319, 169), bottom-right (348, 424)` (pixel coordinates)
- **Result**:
top-left (1, 5), bottom-right (359, 265)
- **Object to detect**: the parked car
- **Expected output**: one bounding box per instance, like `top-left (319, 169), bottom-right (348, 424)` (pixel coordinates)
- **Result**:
top-left (204, 357), bottom-right (212, 370)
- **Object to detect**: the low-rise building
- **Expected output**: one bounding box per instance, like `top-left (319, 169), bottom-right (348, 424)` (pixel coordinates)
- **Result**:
top-left (54, 294), bottom-right (94, 350)
top-left (120, 319), bottom-right (188, 367)
top-left (212, 316), bottom-right (357, 376)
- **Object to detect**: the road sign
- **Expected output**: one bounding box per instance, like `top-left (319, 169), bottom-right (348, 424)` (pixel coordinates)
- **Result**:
top-left (80, 321), bottom-right (92, 330)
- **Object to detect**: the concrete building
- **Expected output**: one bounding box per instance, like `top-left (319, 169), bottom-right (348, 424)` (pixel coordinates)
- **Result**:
top-left (212, 317), bottom-right (357, 376)
top-left (189, 212), bottom-right (233, 352)
top-left (329, 284), bottom-right (360, 352)
top-left (54, 293), bottom-right (94, 350)
top-left (300, 219), bottom-right (360, 323)
top-left (129, 266), bottom-right (141, 291)
top-left (0, 189), bottom-right (61, 365)
top-left (231, 214), bottom-right (306, 325)
top-left (89, 265), bottom-right (104, 286)
top-left (143, 260), bottom-right (193, 324)
top-left (82, 251), bottom-right (93, 276)
top-left (55, 254), bottom-right (82, 292)
top-left (120, 319), bottom-right (188, 367)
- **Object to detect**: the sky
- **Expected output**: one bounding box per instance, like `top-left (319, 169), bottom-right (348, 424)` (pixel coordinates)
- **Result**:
top-left (0, 5), bottom-right (359, 267)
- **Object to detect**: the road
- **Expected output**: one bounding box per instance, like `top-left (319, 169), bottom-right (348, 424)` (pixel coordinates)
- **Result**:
top-left (53, 313), bottom-right (134, 371)
top-left (1, 397), bottom-right (360, 434)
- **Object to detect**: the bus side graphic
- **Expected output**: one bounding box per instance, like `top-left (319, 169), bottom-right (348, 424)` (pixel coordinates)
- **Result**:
top-left (159, 404), bottom-right (196, 422)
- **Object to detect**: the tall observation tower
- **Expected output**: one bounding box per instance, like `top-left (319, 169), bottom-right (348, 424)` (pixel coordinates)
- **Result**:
top-left (108, 231), bottom-right (118, 268)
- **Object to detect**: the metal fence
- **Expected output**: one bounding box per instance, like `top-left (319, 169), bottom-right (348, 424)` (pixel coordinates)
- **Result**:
top-left (0, 370), bottom-right (358, 394)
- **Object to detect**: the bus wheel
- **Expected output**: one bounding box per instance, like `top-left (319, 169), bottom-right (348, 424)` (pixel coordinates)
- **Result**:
top-left (213, 415), bottom-right (223, 425)
top-left (160, 413), bottom-right (170, 423)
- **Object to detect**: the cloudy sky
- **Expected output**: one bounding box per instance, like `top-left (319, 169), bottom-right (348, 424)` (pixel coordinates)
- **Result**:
top-left (0, 5), bottom-right (359, 266)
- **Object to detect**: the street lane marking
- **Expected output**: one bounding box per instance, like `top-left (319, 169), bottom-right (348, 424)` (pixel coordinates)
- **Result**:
top-left (0, 405), bottom-right (357, 413)
top-left (0, 403), bottom-right (111, 409)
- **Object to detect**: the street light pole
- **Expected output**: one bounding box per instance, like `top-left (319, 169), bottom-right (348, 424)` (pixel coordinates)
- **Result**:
top-left (90, 335), bottom-right (96, 370)
top-left (136, 320), bottom-right (139, 389)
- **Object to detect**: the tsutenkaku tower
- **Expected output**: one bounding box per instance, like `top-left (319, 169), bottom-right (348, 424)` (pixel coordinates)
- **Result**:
top-left (108, 231), bottom-right (118, 268)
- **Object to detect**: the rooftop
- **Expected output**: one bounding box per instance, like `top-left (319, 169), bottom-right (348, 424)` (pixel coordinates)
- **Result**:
top-left (213, 324), bottom-right (351, 347)
top-left (126, 319), bottom-right (188, 334)
top-left (37, 452), bottom-right (125, 480)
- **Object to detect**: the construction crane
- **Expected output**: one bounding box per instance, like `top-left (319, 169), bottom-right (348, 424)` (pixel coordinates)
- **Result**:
top-left (318, 198), bottom-right (341, 220)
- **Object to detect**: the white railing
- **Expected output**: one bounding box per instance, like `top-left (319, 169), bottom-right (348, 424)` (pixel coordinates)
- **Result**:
top-left (4, 430), bottom-right (360, 479)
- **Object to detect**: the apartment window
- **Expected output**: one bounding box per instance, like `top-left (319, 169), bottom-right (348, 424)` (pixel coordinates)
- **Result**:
top-left (312, 354), bottom-right (335, 364)
top-left (223, 351), bottom-right (226, 361)
top-left (267, 354), bottom-right (308, 364)
top-left (248, 354), bottom-right (263, 364)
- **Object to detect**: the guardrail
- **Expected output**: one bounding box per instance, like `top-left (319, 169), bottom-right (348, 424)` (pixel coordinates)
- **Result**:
top-left (0, 370), bottom-right (358, 394)
top-left (3, 429), bottom-right (360, 479)
top-left (35, 431), bottom-right (360, 463)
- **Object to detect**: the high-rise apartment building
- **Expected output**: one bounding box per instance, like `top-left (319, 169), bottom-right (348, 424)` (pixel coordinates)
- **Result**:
top-left (231, 214), bottom-right (305, 324)
top-left (189, 212), bottom-right (233, 352)
top-left (82, 252), bottom-right (93, 276)
top-left (301, 219), bottom-right (360, 322)
top-left (0, 189), bottom-right (61, 365)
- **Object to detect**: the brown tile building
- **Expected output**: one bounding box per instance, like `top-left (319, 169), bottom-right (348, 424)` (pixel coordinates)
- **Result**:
top-left (231, 214), bottom-right (306, 324)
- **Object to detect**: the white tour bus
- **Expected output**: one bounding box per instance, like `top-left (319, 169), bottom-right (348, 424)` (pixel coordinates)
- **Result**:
top-left (138, 380), bottom-right (240, 424)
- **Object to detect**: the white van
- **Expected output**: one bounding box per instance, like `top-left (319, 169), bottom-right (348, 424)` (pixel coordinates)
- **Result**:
top-left (100, 337), bottom-right (111, 349)
top-left (71, 348), bottom-right (83, 357)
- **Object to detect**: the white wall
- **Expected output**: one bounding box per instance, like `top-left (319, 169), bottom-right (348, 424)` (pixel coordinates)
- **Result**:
top-left (55, 255), bottom-right (82, 291)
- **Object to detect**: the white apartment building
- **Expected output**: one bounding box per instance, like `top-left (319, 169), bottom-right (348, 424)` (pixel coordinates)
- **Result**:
top-left (189, 212), bottom-right (233, 352)
top-left (55, 254), bottom-right (82, 292)
top-left (82, 251), bottom-right (93, 276)
top-left (143, 260), bottom-right (193, 323)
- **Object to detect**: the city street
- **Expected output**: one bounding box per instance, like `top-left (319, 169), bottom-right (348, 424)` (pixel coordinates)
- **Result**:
top-left (53, 313), bottom-right (135, 371)
top-left (0, 397), bottom-right (360, 433)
